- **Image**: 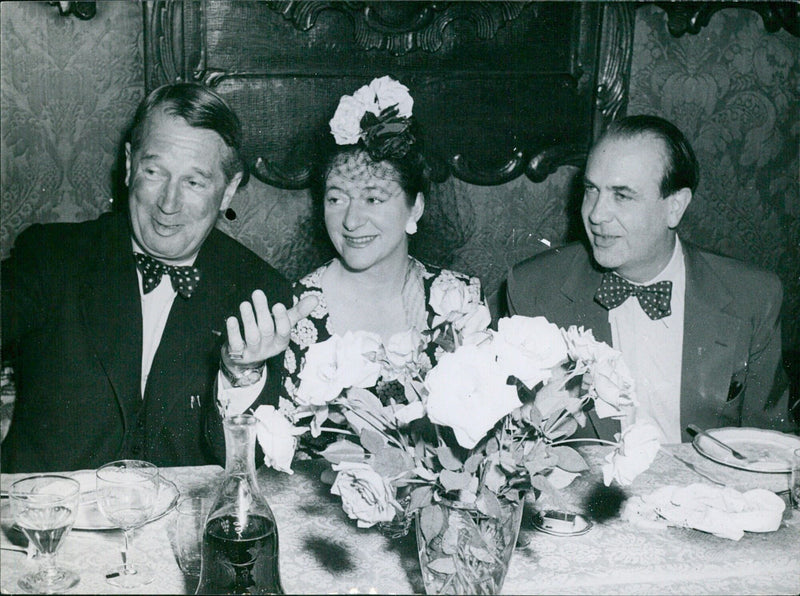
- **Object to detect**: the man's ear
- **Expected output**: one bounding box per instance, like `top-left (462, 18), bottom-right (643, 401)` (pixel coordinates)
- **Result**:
top-left (124, 143), bottom-right (132, 187)
top-left (220, 171), bottom-right (243, 212)
top-left (667, 187), bottom-right (691, 229)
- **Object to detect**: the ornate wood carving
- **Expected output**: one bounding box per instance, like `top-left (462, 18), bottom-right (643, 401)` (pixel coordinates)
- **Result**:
top-left (50, 1), bottom-right (96, 20)
top-left (594, 2), bottom-right (635, 133)
top-left (655, 1), bottom-right (799, 38)
top-left (268, 1), bottom-right (527, 56)
top-left (143, 1), bottom-right (633, 188)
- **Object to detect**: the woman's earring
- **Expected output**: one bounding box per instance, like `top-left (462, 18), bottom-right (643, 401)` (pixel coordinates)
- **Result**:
top-left (405, 220), bottom-right (417, 235)
top-left (224, 208), bottom-right (237, 221)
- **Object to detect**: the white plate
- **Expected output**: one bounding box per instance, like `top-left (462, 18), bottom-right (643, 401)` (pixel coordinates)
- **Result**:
top-left (69, 471), bottom-right (180, 531)
top-left (692, 427), bottom-right (800, 473)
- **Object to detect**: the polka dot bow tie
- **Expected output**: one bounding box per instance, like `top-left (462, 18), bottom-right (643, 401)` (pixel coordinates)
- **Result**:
top-left (595, 272), bottom-right (673, 320)
top-left (134, 253), bottom-right (201, 299)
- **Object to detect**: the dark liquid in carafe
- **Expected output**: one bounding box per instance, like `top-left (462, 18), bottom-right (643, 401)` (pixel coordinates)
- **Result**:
top-left (195, 514), bottom-right (282, 595)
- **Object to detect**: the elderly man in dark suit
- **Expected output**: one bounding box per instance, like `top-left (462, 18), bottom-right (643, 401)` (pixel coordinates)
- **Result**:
top-left (2, 83), bottom-right (315, 472)
top-left (506, 115), bottom-right (795, 443)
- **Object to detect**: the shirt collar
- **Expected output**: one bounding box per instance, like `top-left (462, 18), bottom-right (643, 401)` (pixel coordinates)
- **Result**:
top-left (621, 236), bottom-right (684, 286)
top-left (131, 238), bottom-right (198, 267)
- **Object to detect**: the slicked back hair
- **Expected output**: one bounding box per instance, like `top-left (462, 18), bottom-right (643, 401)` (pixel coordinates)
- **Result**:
top-left (599, 114), bottom-right (699, 197)
top-left (129, 82), bottom-right (248, 185)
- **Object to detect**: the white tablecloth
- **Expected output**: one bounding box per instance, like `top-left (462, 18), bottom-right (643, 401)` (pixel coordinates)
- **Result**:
top-left (2, 444), bottom-right (798, 594)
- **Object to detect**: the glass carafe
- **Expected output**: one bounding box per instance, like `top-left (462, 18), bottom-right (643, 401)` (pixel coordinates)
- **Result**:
top-left (196, 415), bottom-right (283, 594)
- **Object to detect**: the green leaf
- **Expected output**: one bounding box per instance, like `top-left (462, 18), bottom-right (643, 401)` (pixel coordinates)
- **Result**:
top-left (404, 380), bottom-right (423, 403)
top-left (408, 485), bottom-right (433, 512)
top-left (476, 491), bottom-right (504, 519)
top-left (529, 474), bottom-right (569, 510)
top-left (550, 446), bottom-right (588, 473)
top-left (483, 463), bottom-right (507, 493)
top-left (439, 469), bottom-right (472, 492)
top-left (426, 557), bottom-right (456, 575)
top-left (469, 546), bottom-right (495, 563)
top-left (345, 387), bottom-right (388, 430)
top-left (436, 444), bottom-right (463, 471)
top-left (371, 445), bottom-right (415, 477)
top-left (319, 440), bottom-right (365, 464)
top-left (419, 504), bottom-right (444, 543)
top-left (360, 428), bottom-right (388, 454)
top-left (463, 451), bottom-right (483, 475)
top-left (544, 416), bottom-right (579, 440)
top-left (523, 441), bottom-right (557, 475)
top-left (441, 517), bottom-right (460, 554)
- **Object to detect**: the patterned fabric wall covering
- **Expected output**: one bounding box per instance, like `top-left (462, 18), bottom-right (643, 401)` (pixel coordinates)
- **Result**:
top-left (628, 5), bottom-right (799, 351)
top-left (1, 1), bottom-right (143, 249)
top-left (1, 2), bottom-right (798, 352)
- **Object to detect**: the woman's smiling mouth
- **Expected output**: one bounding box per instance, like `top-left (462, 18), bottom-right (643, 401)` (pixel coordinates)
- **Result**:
top-left (343, 234), bottom-right (377, 247)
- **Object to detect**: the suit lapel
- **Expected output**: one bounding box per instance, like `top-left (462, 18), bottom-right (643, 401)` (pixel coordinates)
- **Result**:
top-left (559, 248), bottom-right (612, 345)
top-left (679, 243), bottom-right (741, 440)
top-left (78, 214), bottom-right (143, 429)
top-left (145, 230), bottom-right (229, 435)
top-left (560, 248), bottom-right (620, 440)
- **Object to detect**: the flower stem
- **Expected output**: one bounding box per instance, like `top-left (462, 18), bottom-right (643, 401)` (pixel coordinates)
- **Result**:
top-left (316, 426), bottom-right (356, 437)
top-left (551, 438), bottom-right (618, 447)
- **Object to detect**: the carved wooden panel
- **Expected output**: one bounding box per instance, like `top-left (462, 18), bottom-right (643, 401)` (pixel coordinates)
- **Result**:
top-left (144, 1), bottom-right (635, 188)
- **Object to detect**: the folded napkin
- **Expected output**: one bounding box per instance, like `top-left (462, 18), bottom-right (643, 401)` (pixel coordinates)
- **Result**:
top-left (622, 483), bottom-right (785, 540)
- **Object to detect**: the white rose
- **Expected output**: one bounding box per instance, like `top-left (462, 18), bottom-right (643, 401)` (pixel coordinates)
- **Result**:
top-left (454, 303), bottom-right (492, 336)
top-left (352, 83), bottom-right (379, 115)
top-left (493, 316), bottom-right (568, 389)
top-left (383, 328), bottom-right (425, 377)
top-left (563, 325), bottom-right (616, 363)
top-left (338, 331), bottom-right (383, 388)
top-left (424, 344), bottom-right (521, 449)
top-left (429, 273), bottom-right (476, 326)
top-left (331, 462), bottom-right (397, 528)
top-left (369, 75), bottom-right (413, 117)
top-left (602, 422), bottom-right (660, 486)
top-left (295, 332), bottom-right (382, 406)
top-left (253, 405), bottom-right (306, 474)
top-left (587, 355), bottom-right (636, 418)
top-left (329, 94), bottom-right (370, 145)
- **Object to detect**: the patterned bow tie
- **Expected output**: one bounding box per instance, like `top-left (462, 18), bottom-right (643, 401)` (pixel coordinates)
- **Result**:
top-left (134, 253), bottom-right (201, 299)
top-left (595, 272), bottom-right (673, 320)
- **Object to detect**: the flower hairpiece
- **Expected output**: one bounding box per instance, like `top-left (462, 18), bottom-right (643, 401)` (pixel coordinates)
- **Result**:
top-left (329, 76), bottom-right (416, 161)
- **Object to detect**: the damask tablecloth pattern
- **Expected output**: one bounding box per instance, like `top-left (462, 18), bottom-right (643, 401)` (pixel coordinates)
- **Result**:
top-left (2, 445), bottom-right (798, 594)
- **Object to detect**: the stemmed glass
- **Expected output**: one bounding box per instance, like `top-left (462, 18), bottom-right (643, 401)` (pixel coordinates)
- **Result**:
top-left (9, 474), bottom-right (81, 593)
top-left (95, 460), bottom-right (160, 588)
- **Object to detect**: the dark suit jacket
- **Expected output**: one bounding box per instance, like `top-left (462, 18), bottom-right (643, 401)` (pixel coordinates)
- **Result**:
top-left (1, 211), bottom-right (291, 472)
top-left (506, 241), bottom-right (795, 442)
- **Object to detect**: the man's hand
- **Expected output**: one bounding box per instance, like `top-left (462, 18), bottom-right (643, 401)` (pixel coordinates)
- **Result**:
top-left (222, 291), bottom-right (318, 372)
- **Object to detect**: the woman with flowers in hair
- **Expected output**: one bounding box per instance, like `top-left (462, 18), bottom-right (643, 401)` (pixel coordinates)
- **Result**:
top-left (282, 76), bottom-right (490, 412)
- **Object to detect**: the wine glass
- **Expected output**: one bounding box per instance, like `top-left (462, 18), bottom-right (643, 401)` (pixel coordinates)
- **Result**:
top-left (9, 474), bottom-right (81, 593)
top-left (95, 460), bottom-right (160, 588)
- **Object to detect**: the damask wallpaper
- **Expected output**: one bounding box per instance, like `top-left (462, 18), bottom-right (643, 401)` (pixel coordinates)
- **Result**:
top-left (1, 2), bottom-right (798, 353)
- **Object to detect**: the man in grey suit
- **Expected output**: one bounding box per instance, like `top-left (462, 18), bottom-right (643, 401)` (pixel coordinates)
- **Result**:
top-left (506, 115), bottom-right (795, 443)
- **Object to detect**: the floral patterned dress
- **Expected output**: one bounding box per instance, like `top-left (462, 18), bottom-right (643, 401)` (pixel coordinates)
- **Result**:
top-left (281, 257), bottom-right (485, 406)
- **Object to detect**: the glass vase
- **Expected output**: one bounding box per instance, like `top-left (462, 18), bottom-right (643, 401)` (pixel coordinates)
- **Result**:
top-left (416, 497), bottom-right (523, 595)
top-left (196, 415), bottom-right (283, 595)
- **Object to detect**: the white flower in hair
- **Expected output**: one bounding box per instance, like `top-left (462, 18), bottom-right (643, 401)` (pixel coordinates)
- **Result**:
top-left (369, 76), bottom-right (413, 118)
top-left (329, 76), bottom-right (414, 147)
top-left (329, 95), bottom-right (371, 145)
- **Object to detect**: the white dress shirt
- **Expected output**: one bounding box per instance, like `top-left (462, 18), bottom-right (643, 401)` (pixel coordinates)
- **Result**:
top-left (609, 238), bottom-right (686, 444)
top-left (133, 245), bottom-right (264, 416)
